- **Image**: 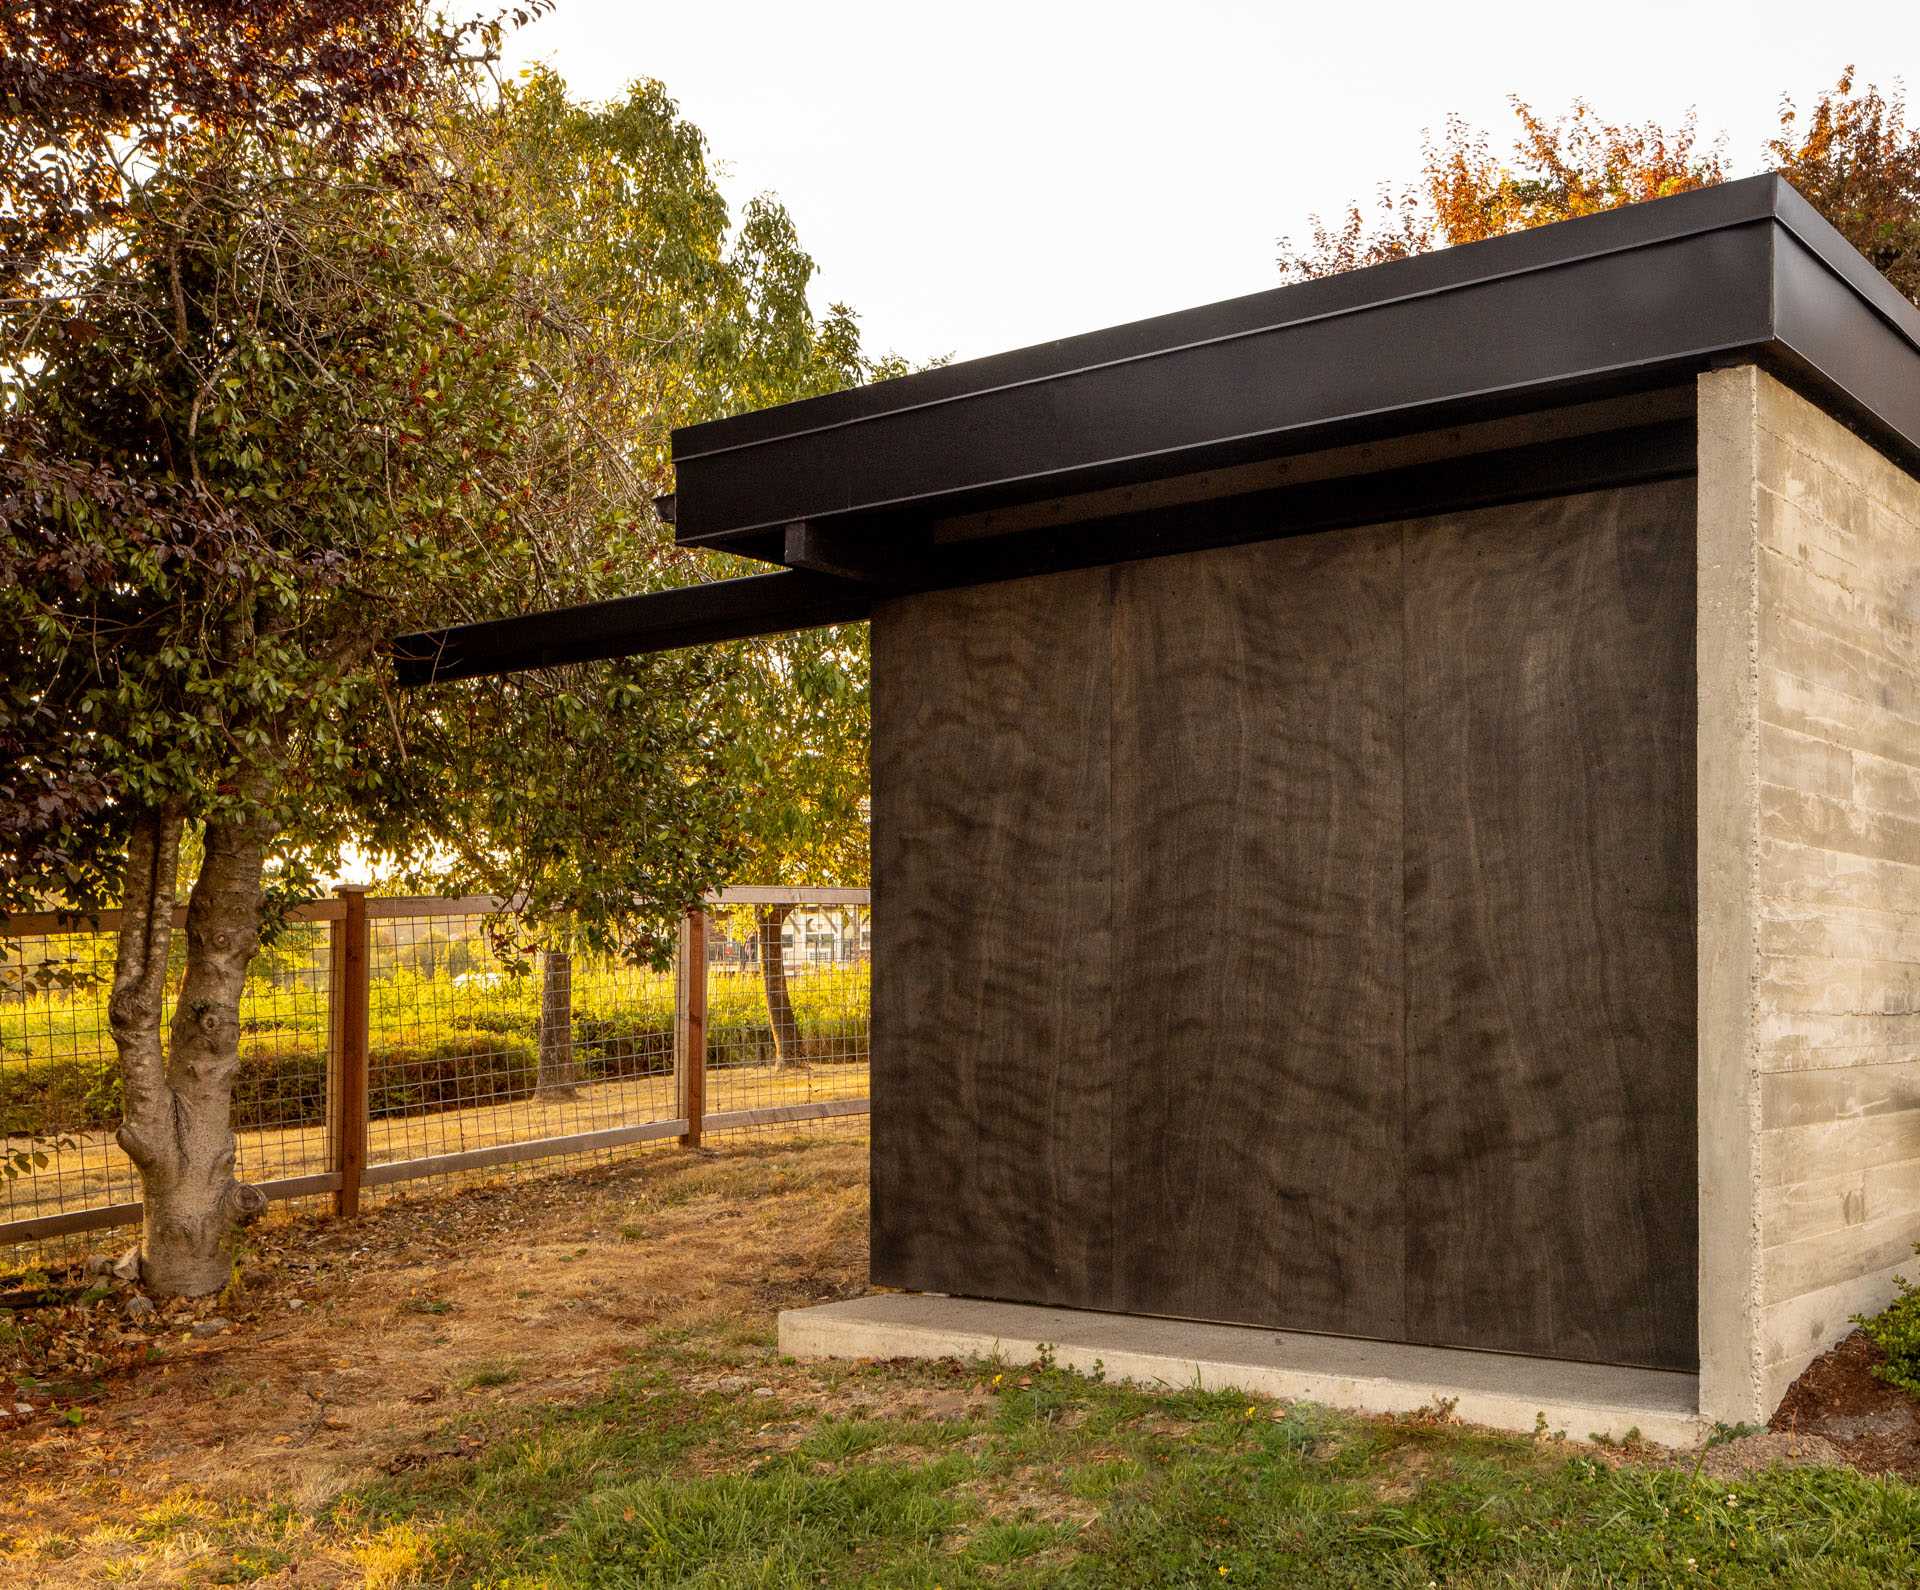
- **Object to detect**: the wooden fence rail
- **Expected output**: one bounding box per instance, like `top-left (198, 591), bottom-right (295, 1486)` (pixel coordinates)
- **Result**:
top-left (0, 886), bottom-right (871, 1247)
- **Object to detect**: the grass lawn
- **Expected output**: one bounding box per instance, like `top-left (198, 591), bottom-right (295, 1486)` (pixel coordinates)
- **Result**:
top-left (3, 1132), bottom-right (1916, 1587)
top-left (333, 1354), bottom-right (1920, 1589)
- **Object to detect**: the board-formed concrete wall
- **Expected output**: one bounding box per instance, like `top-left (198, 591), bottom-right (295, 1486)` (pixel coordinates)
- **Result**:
top-left (1699, 365), bottom-right (1920, 1424)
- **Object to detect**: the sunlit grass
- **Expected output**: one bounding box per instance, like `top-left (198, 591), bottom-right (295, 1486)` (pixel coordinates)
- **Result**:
top-left (2, 1133), bottom-right (1911, 1587)
top-left (317, 1352), bottom-right (1920, 1588)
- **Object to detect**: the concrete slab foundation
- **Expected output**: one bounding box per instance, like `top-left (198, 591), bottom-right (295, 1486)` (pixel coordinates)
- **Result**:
top-left (780, 1295), bottom-right (1707, 1448)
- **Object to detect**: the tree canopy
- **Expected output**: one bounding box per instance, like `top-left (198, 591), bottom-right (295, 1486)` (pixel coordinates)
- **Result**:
top-left (383, 67), bottom-right (887, 965)
top-left (1277, 70), bottom-right (1920, 307)
top-left (0, 1), bottom-right (545, 291)
top-left (0, 3), bottom-right (889, 1290)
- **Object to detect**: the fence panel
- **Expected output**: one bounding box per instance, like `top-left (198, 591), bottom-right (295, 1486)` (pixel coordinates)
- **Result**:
top-left (0, 910), bottom-right (339, 1246)
top-left (702, 891), bottom-right (871, 1137)
top-left (0, 886), bottom-right (869, 1256)
top-left (354, 900), bottom-right (687, 1201)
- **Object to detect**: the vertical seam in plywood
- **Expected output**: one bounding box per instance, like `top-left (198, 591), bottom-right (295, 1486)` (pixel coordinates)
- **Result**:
top-left (1399, 519), bottom-right (1412, 1344)
top-left (1106, 563), bottom-right (1118, 1312)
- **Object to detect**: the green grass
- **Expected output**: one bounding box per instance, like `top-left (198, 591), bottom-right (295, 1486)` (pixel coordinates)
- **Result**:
top-left (2, 953), bottom-right (867, 1067)
top-left (313, 1349), bottom-right (1920, 1588)
top-left (456, 1361), bottom-right (520, 1391)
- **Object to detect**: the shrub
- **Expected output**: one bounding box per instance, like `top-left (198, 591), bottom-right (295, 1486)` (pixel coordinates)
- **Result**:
top-left (1856, 1265), bottom-right (1920, 1400)
top-left (369, 1036), bottom-right (538, 1117)
top-left (574, 1012), bottom-right (674, 1078)
top-left (450, 1011), bottom-right (537, 1038)
top-left (232, 1045), bottom-right (327, 1127)
top-left (0, 1049), bottom-right (117, 1135)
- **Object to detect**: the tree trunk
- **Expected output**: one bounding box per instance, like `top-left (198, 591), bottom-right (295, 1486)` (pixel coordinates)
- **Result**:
top-left (536, 947), bottom-right (577, 1095)
top-left (757, 904), bottom-right (801, 1070)
top-left (111, 805), bottom-right (269, 1296)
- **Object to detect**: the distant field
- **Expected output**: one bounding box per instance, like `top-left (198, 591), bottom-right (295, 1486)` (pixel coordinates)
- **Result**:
top-left (0, 1057), bottom-right (869, 1229)
top-left (1, 924), bottom-right (868, 1237)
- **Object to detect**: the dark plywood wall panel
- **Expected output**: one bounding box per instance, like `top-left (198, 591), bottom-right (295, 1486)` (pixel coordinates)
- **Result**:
top-left (870, 480), bottom-right (1698, 1370)
top-left (1403, 479), bottom-right (1698, 1370)
top-left (1110, 527), bottom-right (1406, 1337)
top-left (870, 568), bottom-right (1116, 1308)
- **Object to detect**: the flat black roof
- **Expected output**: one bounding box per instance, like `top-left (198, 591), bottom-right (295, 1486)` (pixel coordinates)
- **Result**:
top-left (670, 173), bottom-right (1920, 558)
top-left (395, 175), bottom-right (1920, 684)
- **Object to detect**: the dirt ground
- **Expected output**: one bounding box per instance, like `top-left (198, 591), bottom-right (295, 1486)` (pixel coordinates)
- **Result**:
top-left (0, 1130), bottom-right (872, 1582)
top-left (1772, 1326), bottom-right (1920, 1480)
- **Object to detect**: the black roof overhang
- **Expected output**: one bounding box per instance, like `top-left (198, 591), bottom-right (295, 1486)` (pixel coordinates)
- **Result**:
top-left (669, 174), bottom-right (1920, 557)
top-left (393, 174), bottom-right (1920, 685)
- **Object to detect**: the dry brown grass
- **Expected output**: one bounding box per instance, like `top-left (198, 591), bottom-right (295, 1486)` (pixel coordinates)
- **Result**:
top-left (0, 1127), bottom-right (870, 1582)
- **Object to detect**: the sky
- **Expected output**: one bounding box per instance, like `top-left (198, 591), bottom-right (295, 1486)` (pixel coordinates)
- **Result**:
top-left (483, 0), bottom-right (1910, 367)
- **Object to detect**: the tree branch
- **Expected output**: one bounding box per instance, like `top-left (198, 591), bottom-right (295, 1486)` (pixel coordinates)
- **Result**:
top-left (109, 802), bottom-right (184, 1168)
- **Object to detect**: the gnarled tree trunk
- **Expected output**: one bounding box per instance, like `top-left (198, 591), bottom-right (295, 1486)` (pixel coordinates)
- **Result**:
top-left (109, 805), bottom-right (269, 1297)
top-left (536, 947), bottom-right (577, 1095)
top-left (756, 904), bottom-right (801, 1069)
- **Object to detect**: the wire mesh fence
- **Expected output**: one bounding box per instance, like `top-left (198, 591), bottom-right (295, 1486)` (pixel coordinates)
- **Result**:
top-left (0, 886), bottom-right (870, 1257)
top-left (702, 899), bottom-right (871, 1130)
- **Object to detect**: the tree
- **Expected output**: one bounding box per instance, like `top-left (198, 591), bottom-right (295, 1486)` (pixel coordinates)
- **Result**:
top-left (0, 1), bottom-right (542, 291)
top-left (1769, 71), bottom-right (1920, 306)
top-left (0, 20), bottom-right (874, 1291)
top-left (386, 70), bottom-right (890, 1087)
top-left (0, 0), bottom-right (506, 917)
top-left (1277, 70), bottom-right (1919, 307)
top-left (1, 4), bottom-right (526, 1295)
top-left (714, 629), bottom-right (872, 1070)
top-left (0, 115), bottom-right (581, 1289)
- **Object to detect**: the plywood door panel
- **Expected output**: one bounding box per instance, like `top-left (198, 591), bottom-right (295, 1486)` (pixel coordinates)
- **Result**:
top-left (1402, 480), bottom-right (1699, 1370)
top-left (1110, 525), bottom-right (1407, 1338)
top-left (869, 569), bottom-right (1116, 1309)
top-left (870, 481), bottom-right (1697, 1370)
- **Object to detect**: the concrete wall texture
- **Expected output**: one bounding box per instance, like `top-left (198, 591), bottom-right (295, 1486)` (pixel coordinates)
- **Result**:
top-left (1698, 365), bottom-right (1920, 1424)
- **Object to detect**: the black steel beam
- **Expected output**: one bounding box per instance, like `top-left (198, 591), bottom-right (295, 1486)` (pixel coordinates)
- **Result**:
top-left (892, 420), bottom-right (1698, 598)
top-left (393, 422), bottom-right (1692, 683)
top-left (391, 571), bottom-right (873, 686)
top-left (392, 177), bottom-right (1920, 685)
top-left (782, 521), bottom-right (927, 585)
top-left (670, 175), bottom-right (1920, 556)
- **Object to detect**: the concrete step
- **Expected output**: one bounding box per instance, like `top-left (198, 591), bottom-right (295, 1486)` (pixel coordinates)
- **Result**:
top-left (779, 1293), bottom-right (1705, 1448)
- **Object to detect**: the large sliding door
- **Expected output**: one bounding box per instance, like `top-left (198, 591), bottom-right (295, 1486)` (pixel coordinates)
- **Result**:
top-left (1402, 488), bottom-right (1697, 1368)
top-left (871, 479), bottom-right (1698, 1370)
top-left (1108, 524), bottom-right (1406, 1339)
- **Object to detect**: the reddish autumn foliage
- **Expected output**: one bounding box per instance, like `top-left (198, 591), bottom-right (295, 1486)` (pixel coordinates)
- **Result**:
top-left (1279, 70), bottom-right (1920, 308)
top-left (1770, 70), bottom-right (1920, 306)
top-left (0, 0), bottom-right (543, 286)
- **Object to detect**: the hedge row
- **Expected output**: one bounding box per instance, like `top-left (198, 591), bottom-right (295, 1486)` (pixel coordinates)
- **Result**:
top-left (0, 1010), bottom-right (866, 1137)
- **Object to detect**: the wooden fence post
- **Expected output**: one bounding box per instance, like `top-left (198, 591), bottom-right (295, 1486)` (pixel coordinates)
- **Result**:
top-left (676, 907), bottom-right (708, 1147)
top-left (328, 885), bottom-right (371, 1217)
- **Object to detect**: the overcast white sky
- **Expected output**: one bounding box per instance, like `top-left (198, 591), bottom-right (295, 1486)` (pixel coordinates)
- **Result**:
top-left (485, 0), bottom-right (1909, 366)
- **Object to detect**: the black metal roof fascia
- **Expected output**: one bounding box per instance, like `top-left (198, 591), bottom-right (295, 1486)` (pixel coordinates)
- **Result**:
top-left (668, 175), bottom-right (1920, 553)
top-left (390, 571), bottom-right (872, 687)
top-left (1767, 183), bottom-right (1920, 461)
top-left (392, 419), bottom-right (1690, 685)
